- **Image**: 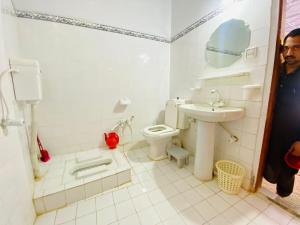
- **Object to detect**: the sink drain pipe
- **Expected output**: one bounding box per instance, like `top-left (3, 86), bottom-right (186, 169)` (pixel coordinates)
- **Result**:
top-left (218, 123), bottom-right (239, 143)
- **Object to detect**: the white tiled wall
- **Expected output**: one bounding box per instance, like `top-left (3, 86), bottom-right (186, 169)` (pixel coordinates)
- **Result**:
top-left (17, 18), bottom-right (170, 155)
top-left (170, 0), bottom-right (273, 190)
top-left (0, 0), bottom-right (36, 225)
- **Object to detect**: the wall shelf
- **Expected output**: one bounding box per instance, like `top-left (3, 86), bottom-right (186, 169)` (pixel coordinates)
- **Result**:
top-left (198, 68), bottom-right (251, 80)
top-left (242, 84), bottom-right (261, 89)
top-left (190, 87), bottom-right (202, 91)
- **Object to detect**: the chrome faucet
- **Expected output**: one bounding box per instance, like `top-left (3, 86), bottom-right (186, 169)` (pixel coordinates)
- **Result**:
top-left (209, 89), bottom-right (225, 108)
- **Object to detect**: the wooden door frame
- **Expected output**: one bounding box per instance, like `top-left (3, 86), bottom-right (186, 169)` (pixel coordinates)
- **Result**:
top-left (254, 0), bottom-right (285, 191)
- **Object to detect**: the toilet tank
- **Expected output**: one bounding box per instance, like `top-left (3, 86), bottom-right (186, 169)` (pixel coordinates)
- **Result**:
top-left (165, 99), bottom-right (189, 129)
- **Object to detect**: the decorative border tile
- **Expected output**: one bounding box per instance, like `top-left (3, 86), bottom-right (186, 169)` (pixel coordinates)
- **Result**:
top-left (171, 7), bottom-right (224, 42)
top-left (15, 4), bottom-right (227, 44)
top-left (15, 10), bottom-right (170, 43)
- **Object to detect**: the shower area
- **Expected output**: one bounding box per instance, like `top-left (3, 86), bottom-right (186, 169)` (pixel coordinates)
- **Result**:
top-left (34, 148), bottom-right (131, 214)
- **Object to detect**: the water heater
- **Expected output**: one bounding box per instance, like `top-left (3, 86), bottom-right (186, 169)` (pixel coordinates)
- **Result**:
top-left (9, 58), bottom-right (42, 103)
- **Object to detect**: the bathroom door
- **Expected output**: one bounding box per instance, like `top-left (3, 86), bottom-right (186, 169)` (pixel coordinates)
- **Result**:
top-left (256, 0), bottom-right (300, 213)
top-left (255, 0), bottom-right (284, 191)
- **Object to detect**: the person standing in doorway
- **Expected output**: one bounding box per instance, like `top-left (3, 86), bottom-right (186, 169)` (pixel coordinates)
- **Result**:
top-left (264, 28), bottom-right (300, 197)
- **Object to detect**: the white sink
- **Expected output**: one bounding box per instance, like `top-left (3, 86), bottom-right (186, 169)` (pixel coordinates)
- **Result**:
top-left (179, 104), bottom-right (244, 181)
top-left (179, 104), bottom-right (244, 122)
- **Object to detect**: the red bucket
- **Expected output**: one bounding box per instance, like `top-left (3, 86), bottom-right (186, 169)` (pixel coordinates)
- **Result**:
top-left (284, 151), bottom-right (300, 170)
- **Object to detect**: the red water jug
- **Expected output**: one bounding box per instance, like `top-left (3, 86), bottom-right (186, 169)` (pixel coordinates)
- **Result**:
top-left (104, 132), bottom-right (119, 149)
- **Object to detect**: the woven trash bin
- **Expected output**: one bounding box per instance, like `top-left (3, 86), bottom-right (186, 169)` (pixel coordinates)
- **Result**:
top-left (216, 160), bottom-right (245, 194)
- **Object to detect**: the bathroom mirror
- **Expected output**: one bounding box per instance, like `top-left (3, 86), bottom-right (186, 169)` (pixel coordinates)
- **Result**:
top-left (205, 19), bottom-right (251, 68)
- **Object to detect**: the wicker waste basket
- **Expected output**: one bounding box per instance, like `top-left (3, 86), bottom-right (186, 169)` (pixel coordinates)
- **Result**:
top-left (216, 160), bottom-right (245, 194)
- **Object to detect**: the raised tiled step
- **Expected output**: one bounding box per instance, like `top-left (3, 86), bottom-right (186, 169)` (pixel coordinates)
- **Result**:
top-left (33, 148), bottom-right (131, 214)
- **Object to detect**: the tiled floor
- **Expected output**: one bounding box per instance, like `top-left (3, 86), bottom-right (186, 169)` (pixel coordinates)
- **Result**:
top-left (261, 174), bottom-right (300, 214)
top-left (34, 147), bottom-right (300, 225)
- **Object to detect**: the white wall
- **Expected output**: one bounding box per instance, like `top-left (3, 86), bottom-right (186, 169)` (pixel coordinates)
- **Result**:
top-left (0, 0), bottom-right (35, 225)
top-left (170, 0), bottom-right (273, 190)
top-left (17, 18), bottom-right (170, 155)
top-left (13, 0), bottom-right (171, 38)
top-left (171, 0), bottom-right (221, 36)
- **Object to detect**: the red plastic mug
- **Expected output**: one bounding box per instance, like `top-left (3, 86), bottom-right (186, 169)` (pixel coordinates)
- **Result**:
top-left (104, 132), bottom-right (119, 149)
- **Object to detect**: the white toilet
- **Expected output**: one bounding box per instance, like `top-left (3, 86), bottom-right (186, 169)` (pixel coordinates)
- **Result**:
top-left (142, 99), bottom-right (188, 160)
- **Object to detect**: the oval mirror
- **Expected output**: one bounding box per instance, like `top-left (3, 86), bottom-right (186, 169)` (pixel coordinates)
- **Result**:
top-left (205, 19), bottom-right (251, 68)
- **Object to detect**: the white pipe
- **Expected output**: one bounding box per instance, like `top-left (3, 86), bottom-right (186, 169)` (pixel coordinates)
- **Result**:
top-left (0, 68), bottom-right (20, 135)
top-left (0, 69), bottom-right (13, 121)
top-left (30, 104), bottom-right (41, 179)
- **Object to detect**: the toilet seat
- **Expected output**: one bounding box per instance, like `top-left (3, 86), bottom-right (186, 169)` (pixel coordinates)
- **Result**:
top-left (143, 124), bottom-right (179, 138)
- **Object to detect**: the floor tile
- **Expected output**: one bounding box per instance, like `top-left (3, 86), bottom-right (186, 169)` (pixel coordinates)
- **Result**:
top-left (76, 212), bottom-right (97, 225)
top-left (147, 168), bottom-right (165, 178)
top-left (76, 198), bottom-right (96, 218)
top-left (184, 176), bottom-right (203, 187)
top-left (35, 211), bottom-right (56, 225)
top-left (234, 200), bottom-right (260, 220)
top-left (180, 207), bottom-right (206, 225)
top-left (218, 191), bottom-right (241, 205)
top-left (97, 205), bottom-right (117, 225)
top-left (163, 215), bottom-right (186, 225)
top-left (252, 213), bottom-right (279, 225)
top-left (264, 204), bottom-right (294, 225)
top-left (138, 206), bottom-right (161, 225)
top-left (165, 171), bottom-right (181, 182)
top-left (173, 180), bottom-right (192, 193)
top-left (238, 189), bottom-right (250, 199)
top-left (194, 200), bottom-right (218, 221)
top-left (141, 179), bottom-right (158, 192)
top-left (194, 184), bottom-right (215, 199)
top-left (159, 184), bottom-right (179, 199)
top-left (181, 188), bottom-right (204, 205)
top-left (175, 168), bottom-right (191, 178)
top-left (55, 204), bottom-right (77, 224)
top-left (209, 214), bottom-right (231, 225)
top-left (118, 214), bottom-right (141, 225)
top-left (132, 165), bottom-right (147, 174)
top-left (113, 188), bottom-right (130, 203)
top-left (168, 194), bottom-right (191, 212)
top-left (154, 200), bottom-right (177, 221)
top-left (204, 180), bottom-right (220, 193)
top-left (151, 175), bottom-right (170, 187)
top-left (245, 194), bottom-right (270, 211)
top-left (288, 217), bottom-right (300, 225)
top-left (131, 175), bottom-right (140, 184)
top-left (132, 194), bottom-right (152, 212)
top-left (60, 221), bottom-right (75, 225)
top-left (147, 189), bottom-right (167, 204)
top-left (115, 199), bottom-right (136, 220)
top-left (206, 194), bottom-right (230, 213)
top-left (96, 192), bottom-right (114, 210)
top-left (137, 171), bottom-right (152, 182)
top-left (222, 207), bottom-right (249, 225)
top-left (128, 184), bottom-right (146, 198)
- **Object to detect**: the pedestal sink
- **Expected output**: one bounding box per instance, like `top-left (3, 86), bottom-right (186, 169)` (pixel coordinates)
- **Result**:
top-left (179, 104), bottom-right (244, 180)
